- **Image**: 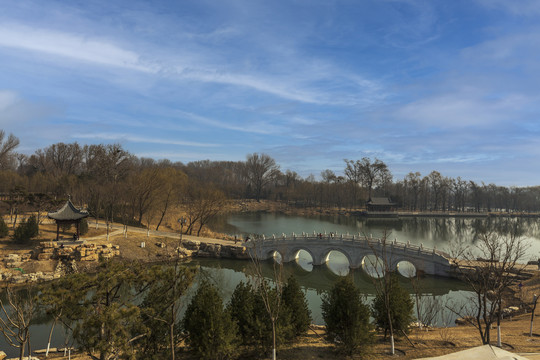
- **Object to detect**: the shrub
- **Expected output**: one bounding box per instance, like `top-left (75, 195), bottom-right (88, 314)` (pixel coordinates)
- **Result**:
top-left (322, 276), bottom-right (372, 354)
top-left (282, 275), bottom-right (311, 337)
top-left (227, 281), bottom-right (259, 344)
top-left (227, 280), bottom-right (297, 353)
top-left (371, 273), bottom-right (415, 337)
top-left (13, 215), bottom-right (39, 244)
top-left (183, 281), bottom-right (239, 360)
top-left (0, 216), bottom-right (8, 238)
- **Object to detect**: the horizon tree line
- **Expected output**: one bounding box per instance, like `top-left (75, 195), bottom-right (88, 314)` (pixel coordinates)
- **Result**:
top-left (1, 131), bottom-right (540, 229)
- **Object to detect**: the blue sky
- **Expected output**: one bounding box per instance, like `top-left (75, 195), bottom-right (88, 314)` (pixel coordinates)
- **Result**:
top-left (1, 0), bottom-right (539, 186)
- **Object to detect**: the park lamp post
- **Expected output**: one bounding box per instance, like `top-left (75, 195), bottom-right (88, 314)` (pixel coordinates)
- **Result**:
top-left (178, 217), bottom-right (186, 244)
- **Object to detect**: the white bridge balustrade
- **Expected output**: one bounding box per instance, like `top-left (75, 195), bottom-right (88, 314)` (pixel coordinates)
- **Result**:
top-left (247, 233), bottom-right (452, 277)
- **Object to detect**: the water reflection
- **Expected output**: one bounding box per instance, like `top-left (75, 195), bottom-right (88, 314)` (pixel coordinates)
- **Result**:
top-left (397, 260), bottom-right (417, 278)
top-left (295, 249), bottom-right (313, 272)
top-left (325, 251), bottom-right (350, 276)
top-left (361, 254), bottom-right (385, 278)
top-left (210, 213), bottom-right (540, 258)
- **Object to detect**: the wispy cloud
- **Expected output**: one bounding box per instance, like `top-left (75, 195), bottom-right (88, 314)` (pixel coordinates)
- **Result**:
top-left (0, 24), bottom-right (156, 73)
top-left (0, 22), bottom-right (384, 106)
top-left (475, 0), bottom-right (540, 16)
top-left (73, 132), bottom-right (219, 147)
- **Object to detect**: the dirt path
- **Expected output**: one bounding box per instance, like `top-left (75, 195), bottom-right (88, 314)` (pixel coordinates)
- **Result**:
top-left (84, 221), bottom-right (237, 246)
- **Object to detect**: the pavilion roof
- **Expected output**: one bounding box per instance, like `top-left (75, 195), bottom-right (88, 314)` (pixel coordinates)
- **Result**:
top-left (366, 197), bottom-right (396, 206)
top-left (47, 199), bottom-right (89, 221)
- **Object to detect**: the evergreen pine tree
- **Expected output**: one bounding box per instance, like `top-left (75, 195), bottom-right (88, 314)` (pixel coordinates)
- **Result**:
top-left (282, 275), bottom-right (311, 337)
top-left (228, 281), bottom-right (258, 344)
top-left (183, 281), bottom-right (239, 360)
top-left (321, 276), bottom-right (372, 354)
top-left (12, 215), bottom-right (39, 244)
top-left (371, 273), bottom-right (415, 337)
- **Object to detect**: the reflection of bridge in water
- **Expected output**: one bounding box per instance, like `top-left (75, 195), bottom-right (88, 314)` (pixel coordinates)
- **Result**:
top-left (188, 257), bottom-right (468, 297)
top-left (248, 233), bottom-right (453, 278)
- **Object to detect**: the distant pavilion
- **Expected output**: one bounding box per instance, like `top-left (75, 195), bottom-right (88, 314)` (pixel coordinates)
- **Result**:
top-left (366, 197), bottom-right (396, 212)
top-left (47, 199), bottom-right (89, 241)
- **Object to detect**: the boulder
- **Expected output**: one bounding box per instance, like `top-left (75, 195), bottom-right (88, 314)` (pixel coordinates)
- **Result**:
top-left (37, 253), bottom-right (52, 261)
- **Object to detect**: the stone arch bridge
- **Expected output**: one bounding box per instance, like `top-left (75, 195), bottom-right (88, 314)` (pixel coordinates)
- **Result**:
top-left (247, 233), bottom-right (452, 277)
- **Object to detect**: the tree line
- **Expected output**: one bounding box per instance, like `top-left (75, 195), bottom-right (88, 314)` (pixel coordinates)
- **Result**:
top-left (2, 131), bottom-right (540, 230)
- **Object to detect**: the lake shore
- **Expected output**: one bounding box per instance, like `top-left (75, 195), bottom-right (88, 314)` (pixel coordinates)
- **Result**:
top-left (227, 199), bottom-right (540, 218)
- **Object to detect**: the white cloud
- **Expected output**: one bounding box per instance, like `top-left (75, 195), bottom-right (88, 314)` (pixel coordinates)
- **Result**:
top-left (0, 24), bottom-right (156, 72)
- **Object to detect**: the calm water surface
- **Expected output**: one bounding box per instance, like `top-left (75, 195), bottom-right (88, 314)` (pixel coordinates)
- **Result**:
top-left (210, 213), bottom-right (540, 260)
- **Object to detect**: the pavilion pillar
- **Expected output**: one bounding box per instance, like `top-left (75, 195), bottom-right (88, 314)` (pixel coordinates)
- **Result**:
top-left (56, 223), bottom-right (60, 241)
top-left (76, 221), bottom-right (80, 240)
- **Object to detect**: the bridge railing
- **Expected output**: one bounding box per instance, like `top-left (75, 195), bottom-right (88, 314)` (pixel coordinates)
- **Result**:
top-left (250, 232), bottom-right (449, 258)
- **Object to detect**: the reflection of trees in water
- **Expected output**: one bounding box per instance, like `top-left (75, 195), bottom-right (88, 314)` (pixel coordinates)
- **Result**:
top-left (399, 217), bottom-right (540, 244)
top-left (210, 213), bottom-right (540, 247)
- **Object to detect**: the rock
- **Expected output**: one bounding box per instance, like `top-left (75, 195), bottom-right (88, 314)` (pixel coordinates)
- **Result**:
top-left (37, 253), bottom-right (52, 261)
top-left (6, 261), bottom-right (23, 268)
top-left (4, 254), bottom-right (21, 262)
top-left (10, 275), bottom-right (27, 284)
top-left (82, 254), bottom-right (99, 261)
top-left (183, 240), bottom-right (200, 250)
top-left (196, 250), bottom-right (214, 258)
top-left (156, 242), bottom-right (166, 248)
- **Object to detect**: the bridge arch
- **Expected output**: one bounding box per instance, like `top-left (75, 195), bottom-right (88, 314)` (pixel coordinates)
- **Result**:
top-left (396, 260), bottom-right (416, 277)
top-left (249, 235), bottom-right (452, 277)
top-left (318, 247), bottom-right (353, 266)
top-left (265, 249), bottom-right (284, 263)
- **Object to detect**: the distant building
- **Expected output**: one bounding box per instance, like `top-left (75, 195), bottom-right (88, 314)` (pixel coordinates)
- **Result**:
top-left (366, 197), bottom-right (396, 212)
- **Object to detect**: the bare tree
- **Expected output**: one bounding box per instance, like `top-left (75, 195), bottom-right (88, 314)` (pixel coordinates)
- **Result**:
top-left (366, 232), bottom-right (397, 355)
top-left (345, 157), bottom-right (391, 202)
top-left (449, 225), bottom-right (528, 345)
top-left (243, 153), bottom-right (280, 201)
top-left (0, 130), bottom-right (19, 170)
top-left (0, 285), bottom-right (38, 360)
top-left (183, 182), bottom-right (226, 236)
top-left (248, 240), bottom-right (285, 360)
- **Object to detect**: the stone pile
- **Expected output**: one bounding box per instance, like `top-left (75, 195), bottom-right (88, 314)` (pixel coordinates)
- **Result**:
top-left (3, 252), bottom-right (31, 269)
top-left (35, 242), bottom-right (120, 262)
top-left (182, 240), bottom-right (249, 260)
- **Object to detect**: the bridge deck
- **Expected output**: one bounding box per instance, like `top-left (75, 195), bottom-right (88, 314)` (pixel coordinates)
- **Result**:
top-left (252, 233), bottom-right (450, 258)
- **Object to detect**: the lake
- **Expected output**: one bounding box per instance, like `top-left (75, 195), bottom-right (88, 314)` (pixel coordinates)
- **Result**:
top-left (4, 213), bottom-right (536, 356)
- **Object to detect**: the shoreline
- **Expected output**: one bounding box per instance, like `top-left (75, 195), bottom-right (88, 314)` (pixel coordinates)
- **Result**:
top-left (227, 199), bottom-right (540, 218)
